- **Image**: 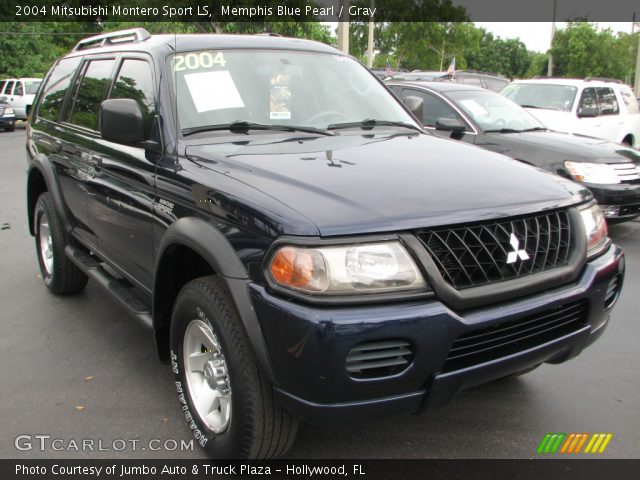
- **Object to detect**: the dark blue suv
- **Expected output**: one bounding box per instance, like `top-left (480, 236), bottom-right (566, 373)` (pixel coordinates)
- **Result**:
top-left (26, 29), bottom-right (624, 459)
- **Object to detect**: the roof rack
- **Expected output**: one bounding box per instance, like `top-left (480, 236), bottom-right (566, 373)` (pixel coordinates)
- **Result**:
top-left (72, 28), bottom-right (151, 52)
top-left (584, 77), bottom-right (623, 84)
top-left (532, 76), bottom-right (623, 84)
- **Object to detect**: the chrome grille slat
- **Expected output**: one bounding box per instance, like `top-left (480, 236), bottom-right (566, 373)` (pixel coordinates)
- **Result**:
top-left (609, 163), bottom-right (640, 182)
top-left (418, 210), bottom-right (574, 290)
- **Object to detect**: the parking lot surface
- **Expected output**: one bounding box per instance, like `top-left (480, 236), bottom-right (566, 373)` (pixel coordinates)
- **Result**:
top-left (1, 125), bottom-right (638, 459)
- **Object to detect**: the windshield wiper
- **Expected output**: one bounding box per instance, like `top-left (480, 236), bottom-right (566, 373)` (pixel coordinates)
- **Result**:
top-left (327, 119), bottom-right (423, 133)
top-left (520, 104), bottom-right (541, 109)
top-left (484, 128), bottom-right (523, 133)
top-left (182, 121), bottom-right (333, 137)
top-left (521, 127), bottom-right (547, 132)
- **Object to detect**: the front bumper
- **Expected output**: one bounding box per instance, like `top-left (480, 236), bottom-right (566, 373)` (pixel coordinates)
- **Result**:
top-left (0, 116), bottom-right (15, 127)
top-left (250, 244), bottom-right (624, 424)
top-left (585, 182), bottom-right (640, 220)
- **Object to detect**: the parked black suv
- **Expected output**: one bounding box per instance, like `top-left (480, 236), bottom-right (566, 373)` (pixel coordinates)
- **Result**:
top-left (27, 29), bottom-right (625, 459)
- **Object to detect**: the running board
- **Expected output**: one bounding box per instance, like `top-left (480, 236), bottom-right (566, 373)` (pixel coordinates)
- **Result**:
top-left (65, 245), bottom-right (153, 329)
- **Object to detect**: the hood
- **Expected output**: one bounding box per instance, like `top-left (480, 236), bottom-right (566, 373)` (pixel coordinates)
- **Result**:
top-left (185, 132), bottom-right (591, 236)
top-left (523, 108), bottom-right (575, 133)
top-left (479, 130), bottom-right (640, 164)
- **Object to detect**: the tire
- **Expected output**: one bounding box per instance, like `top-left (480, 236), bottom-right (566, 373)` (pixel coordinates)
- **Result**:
top-left (34, 192), bottom-right (88, 294)
top-left (170, 276), bottom-right (298, 459)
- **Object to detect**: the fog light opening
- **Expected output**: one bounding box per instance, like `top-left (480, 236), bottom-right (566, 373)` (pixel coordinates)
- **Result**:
top-left (604, 274), bottom-right (622, 309)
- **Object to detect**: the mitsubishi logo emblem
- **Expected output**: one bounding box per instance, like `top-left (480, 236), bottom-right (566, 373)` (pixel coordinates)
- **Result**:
top-left (506, 233), bottom-right (529, 264)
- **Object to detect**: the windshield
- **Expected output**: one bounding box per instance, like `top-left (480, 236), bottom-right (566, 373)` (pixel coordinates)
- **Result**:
top-left (500, 83), bottom-right (577, 112)
top-left (449, 89), bottom-right (545, 132)
top-left (169, 49), bottom-right (417, 133)
top-left (24, 80), bottom-right (41, 95)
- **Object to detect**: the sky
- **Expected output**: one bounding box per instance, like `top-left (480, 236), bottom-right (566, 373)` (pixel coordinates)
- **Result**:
top-left (475, 22), bottom-right (635, 53)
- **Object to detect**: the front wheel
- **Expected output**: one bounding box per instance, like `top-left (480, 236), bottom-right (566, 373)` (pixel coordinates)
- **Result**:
top-left (170, 276), bottom-right (298, 459)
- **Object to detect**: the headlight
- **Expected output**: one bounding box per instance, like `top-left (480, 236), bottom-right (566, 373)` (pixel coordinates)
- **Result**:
top-left (267, 241), bottom-right (427, 295)
top-left (4, 107), bottom-right (14, 115)
top-left (565, 161), bottom-right (619, 184)
top-left (578, 204), bottom-right (608, 257)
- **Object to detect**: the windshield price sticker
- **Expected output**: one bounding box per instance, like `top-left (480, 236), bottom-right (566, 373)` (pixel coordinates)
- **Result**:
top-left (173, 52), bottom-right (226, 72)
top-left (184, 71), bottom-right (245, 113)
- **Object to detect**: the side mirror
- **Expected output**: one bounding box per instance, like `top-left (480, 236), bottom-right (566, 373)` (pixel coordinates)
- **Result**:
top-left (435, 117), bottom-right (466, 133)
top-left (403, 96), bottom-right (424, 121)
top-left (100, 98), bottom-right (145, 145)
top-left (577, 106), bottom-right (598, 118)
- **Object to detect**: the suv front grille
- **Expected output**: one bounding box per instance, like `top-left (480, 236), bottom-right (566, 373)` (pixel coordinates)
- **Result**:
top-left (610, 163), bottom-right (640, 184)
top-left (442, 300), bottom-right (588, 373)
top-left (417, 210), bottom-right (573, 290)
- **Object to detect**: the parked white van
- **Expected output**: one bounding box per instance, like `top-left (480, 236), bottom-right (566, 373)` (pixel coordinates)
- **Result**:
top-left (0, 78), bottom-right (42, 120)
top-left (501, 78), bottom-right (640, 148)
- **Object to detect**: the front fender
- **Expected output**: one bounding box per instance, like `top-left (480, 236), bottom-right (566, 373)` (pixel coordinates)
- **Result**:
top-left (154, 217), bottom-right (275, 382)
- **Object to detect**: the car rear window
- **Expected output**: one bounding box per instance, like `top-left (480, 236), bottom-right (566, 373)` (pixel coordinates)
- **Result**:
top-left (37, 57), bottom-right (82, 121)
top-left (619, 86), bottom-right (639, 114)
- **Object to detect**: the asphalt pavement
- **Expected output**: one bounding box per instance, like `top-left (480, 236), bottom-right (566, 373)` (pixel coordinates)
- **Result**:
top-left (1, 125), bottom-right (638, 459)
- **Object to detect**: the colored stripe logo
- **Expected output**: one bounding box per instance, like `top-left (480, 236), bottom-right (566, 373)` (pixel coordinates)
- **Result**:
top-left (537, 433), bottom-right (613, 454)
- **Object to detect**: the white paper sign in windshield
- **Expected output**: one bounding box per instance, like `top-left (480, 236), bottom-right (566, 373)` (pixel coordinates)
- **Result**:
top-left (184, 71), bottom-right (245, 113)
top-left (460, 99), bottom-right (489, 117)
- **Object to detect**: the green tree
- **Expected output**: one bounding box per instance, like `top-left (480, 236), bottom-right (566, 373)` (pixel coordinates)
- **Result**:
top-left (550, 22), bottom-right (630, 80)
top-left (350, 22), bottom-right (479, 71)
top-left (466, 32), bottom-right (530, 79)
top-left (0, 22), bottom-right (101, 77)
top-left (525, 52), bottom-right (548, 78)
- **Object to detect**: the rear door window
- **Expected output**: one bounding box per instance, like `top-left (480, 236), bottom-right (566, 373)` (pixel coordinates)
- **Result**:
top-left (68, 59), bottom-right (116, 130)
top-left (37, 57), bottom-right (82, 121)
top-left (596, 87), bottom-right (619, 115)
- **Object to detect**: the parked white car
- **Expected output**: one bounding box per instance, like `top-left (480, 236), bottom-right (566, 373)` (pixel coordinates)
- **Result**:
top-left (0, 78), bottom-right (42, 120)
top-left (501, 78), bottom-right (640, 148)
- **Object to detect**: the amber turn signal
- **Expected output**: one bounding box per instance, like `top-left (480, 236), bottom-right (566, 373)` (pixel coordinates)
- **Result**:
top-left (270, 247), bottom-right (316, 288)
